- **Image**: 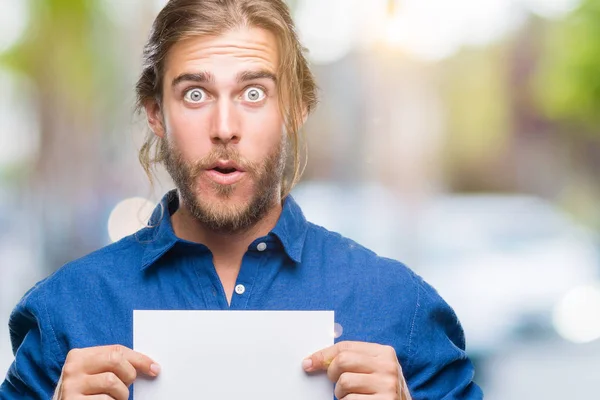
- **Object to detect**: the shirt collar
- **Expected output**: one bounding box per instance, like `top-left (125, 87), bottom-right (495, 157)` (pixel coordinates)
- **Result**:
top-left (139, 189), bottom-right (308, 270)
top-left (139, 190), bottom-right (181, 271)
top-left (269, 195), bottom-right (308, 263)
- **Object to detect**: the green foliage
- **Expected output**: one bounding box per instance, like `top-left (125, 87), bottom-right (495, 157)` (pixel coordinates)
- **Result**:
top-left (440, 44), bottom-right (513, 165)
top-left (0, 0), bottom-right (110, 112)
top-left (534, 0), bottom-right (600, 131)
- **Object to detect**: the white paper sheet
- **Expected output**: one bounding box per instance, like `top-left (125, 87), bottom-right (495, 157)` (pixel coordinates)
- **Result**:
top-left (133, 310), bottom-right (334, 400)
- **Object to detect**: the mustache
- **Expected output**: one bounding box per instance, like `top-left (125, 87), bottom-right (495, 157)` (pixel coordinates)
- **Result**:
top-left (188, 147), bottom-right (257, 178)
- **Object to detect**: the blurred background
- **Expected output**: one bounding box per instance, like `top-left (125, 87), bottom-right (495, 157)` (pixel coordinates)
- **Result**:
top-left (1, 0), bottom-right (600, 397)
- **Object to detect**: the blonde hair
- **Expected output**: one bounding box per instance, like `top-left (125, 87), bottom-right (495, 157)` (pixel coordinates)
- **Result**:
top-left (135, 0), bottom-right (318, 198)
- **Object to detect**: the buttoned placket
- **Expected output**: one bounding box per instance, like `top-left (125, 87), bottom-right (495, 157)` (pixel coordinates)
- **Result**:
top-left (193, 239), bottom-right (273, 310)
top-left (228, 240), bottom-right (272, 309)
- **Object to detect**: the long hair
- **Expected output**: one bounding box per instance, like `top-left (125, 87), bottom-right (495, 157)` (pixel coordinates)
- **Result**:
top-left (135, 0), bottom-right (318, 198)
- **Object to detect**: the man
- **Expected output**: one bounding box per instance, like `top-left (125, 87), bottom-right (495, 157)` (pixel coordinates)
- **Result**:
top-left (0, 0), bottom-right (482, 399)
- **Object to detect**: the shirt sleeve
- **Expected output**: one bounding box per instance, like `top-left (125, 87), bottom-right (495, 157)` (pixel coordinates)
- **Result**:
top-left (403, 277), bottom-right (484, 400)
top-left (0, 284), bottom-right (63, 399)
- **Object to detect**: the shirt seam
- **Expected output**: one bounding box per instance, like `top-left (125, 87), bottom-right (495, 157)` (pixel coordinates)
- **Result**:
top-left (406, 280), bottom-right (421, 370)
top-left (190, 257), bottom-right (212, 308)
top-left (241, 252), bottom-right (268, 309)
top-left (41, 286), bottom-right (64, 366)
top-left (10, 363), bottom-right (26, 396)
top-left (141, 241), bottom-right (177, 271)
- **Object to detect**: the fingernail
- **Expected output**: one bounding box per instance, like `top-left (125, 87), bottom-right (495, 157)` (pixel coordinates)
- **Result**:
top-left (302, 358), bottom-right (313, 370)
top-left (150, 363), bottom-right (161, 376)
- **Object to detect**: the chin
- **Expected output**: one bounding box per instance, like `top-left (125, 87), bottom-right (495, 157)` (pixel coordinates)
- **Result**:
top-left (196, 184), bottom-right (253, 206)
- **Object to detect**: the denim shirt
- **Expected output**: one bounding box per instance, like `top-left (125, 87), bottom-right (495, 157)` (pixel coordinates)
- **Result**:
top-left (0, 190), bottom-right (482, 399)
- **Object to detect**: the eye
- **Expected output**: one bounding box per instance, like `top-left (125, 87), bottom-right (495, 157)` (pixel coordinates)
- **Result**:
top-left (242, 87), bottom-right (266, 103)
top-left (183, 88), bottom-right (207, 103)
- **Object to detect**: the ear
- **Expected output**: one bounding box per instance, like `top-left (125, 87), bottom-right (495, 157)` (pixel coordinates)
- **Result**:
top-left (144, 99), bottom-right (165, 138)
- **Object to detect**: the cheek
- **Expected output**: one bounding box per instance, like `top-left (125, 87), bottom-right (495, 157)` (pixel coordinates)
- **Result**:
top-left (242, 106), bottom-right (283, 157)
top-left (164, 104), bottom-right (212, 159)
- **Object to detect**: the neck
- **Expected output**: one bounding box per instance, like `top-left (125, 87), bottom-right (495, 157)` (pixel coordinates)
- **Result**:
top-left (170, 195), bottom-right (283, 267)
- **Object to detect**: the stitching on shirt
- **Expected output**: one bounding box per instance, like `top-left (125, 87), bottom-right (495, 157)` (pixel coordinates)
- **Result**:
top-left (41, 284), bottom-right (65, 367)
top-left (11, 354), bottom-right (26, 395)
top-left (243, 251), bottom-right (267, 309)
top-left (141, 241), bottom-right (177, 270)
top-left (406, 279), bottom-right (421, 369)
top-left (190, 257), bottom-right (211, 307)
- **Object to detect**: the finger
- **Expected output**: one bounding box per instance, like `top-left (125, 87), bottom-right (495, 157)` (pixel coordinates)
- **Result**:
top-left (99, 347), bottom-right (138, 386)
top-left (64, 347), bottom-right (137, 388)
top-left (303, 341), bottom-right (382, 372)
top-left (80, 345), bottom-right (159, 379)
top-left (334, 372), bottom-right (376, 399)
top-left (327, 351), bottom-right (376, 382)
top-left (82, 372), bottom-right (130, 400)
top-left (121, 346), bottom-right (161, 378)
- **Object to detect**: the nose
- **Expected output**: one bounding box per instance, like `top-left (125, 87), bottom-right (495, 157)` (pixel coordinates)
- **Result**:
top-left (211, 98), bottom-right (240, 145)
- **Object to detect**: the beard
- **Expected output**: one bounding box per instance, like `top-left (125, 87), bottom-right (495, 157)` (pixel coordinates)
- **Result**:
top-left (161, 137), bottom-right (286, 235)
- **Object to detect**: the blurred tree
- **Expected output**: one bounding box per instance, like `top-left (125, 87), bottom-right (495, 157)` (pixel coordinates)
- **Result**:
top-left (0, 0), bottom-right (121, 271)
top-left (534, 0), bottom-right (600, 133)
top-left (440, 11), bottom-right (600, 231)
top-left (438, 43), bottom-right (515, 192)
top-left (532, 2), bottom-right (600, 227)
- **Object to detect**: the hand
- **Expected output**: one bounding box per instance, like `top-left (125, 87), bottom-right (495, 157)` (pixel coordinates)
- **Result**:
top-left (52, 345), bottom-right (160, 400)
top-left (303, 341), bottom-right (411, 400)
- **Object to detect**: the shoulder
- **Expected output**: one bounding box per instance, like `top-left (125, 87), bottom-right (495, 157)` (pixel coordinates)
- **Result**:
top-left (306, 221), bottom-right (418, 279)
top-left (8, 232), bottom-right (148, 350)
top-left (303, 222), bottom-right (458, 340)
top-left (45, 231), bottom-right (148, 287)
top-left (304, 221), bottom-right (456, 315)
top-left (303, 221), bottom-right (433, 307)
top-left (11, 231), bottom-right (148, 317)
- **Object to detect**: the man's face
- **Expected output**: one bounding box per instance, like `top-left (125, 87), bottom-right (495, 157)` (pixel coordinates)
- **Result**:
top-left (150, 27), bottom-right (286, 233)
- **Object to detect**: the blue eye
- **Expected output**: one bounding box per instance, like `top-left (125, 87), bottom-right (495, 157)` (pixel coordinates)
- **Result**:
top-left (243, 87), bottom-right (266, 102)
top-left (184, 88), bottom-right (206, 103)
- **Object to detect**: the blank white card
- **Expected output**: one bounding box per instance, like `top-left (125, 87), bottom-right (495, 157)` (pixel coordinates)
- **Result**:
top-left (134, 310), bottom-right (334, 400)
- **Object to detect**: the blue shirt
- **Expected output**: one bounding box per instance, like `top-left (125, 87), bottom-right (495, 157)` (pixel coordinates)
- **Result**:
top-left (0, 190), bottom-right (482, 399)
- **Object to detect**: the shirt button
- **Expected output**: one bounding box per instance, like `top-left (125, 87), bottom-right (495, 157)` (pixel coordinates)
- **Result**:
top-left (257, 242), bottom-right (267, 252)
top-left (235, 284), bottom-right (246, 295)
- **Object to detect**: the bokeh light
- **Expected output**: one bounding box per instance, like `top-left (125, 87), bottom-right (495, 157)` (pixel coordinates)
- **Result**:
top-left (333, 323), bottom-right (344, 339)
top-left (107, 197), bottom-right (155, 243)
top-left (553, 284), bottom-right (600, 344)
top-left (0, 0), bottom-right (28, 53)
top-left (295, 0), bottom-right (357, 64)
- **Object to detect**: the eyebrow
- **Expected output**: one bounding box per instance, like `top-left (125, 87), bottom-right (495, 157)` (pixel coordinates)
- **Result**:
top-left (172, 72), bottom-right (214, 87)
top-left (171, 70), bottom-right (277, 87)
top-left (237, 70), bottom-right (277, 84)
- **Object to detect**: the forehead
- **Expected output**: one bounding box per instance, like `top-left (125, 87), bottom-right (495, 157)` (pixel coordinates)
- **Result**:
top-left (164, 27), bottom-right (279, 82)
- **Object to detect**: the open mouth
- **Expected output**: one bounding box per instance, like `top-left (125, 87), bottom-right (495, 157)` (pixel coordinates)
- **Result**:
top-left (205, 161), bottom-right (245, 185)
top-left (212, 166), bottom-right (238, 174)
